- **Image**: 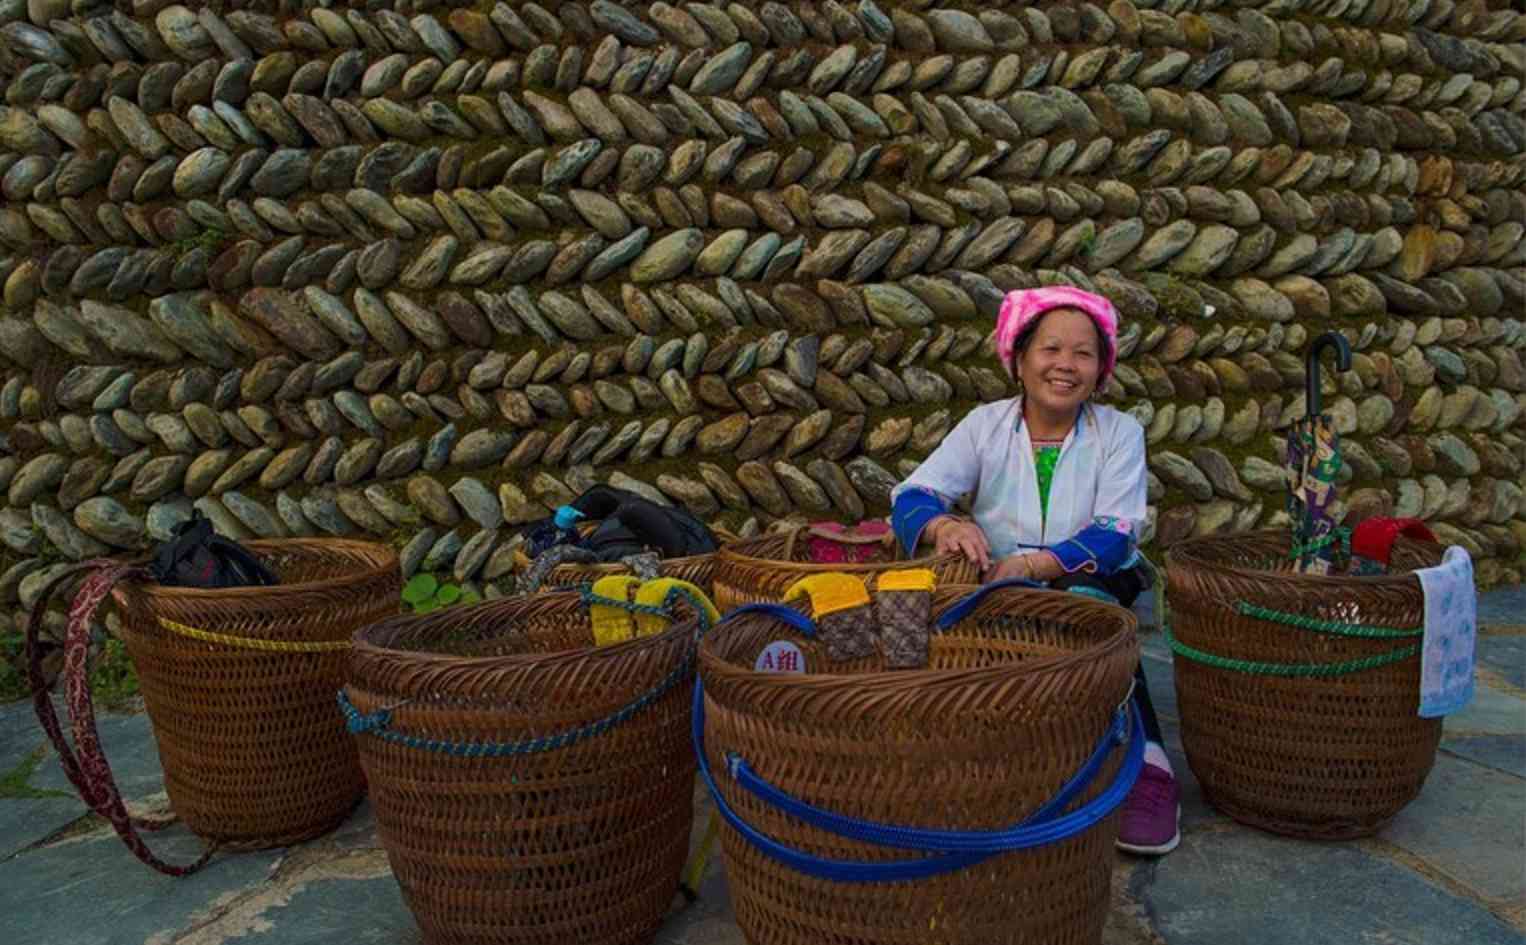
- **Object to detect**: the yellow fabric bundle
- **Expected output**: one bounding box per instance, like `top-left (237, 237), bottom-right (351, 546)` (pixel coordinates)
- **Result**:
top-left (876, 569), bottom-right (937, 593)
top-left (633, 578), bottom-right (720, 637)
top-left (589, 576), bottom-right (720, 646)
top-left (781, 573), bottom-right (871, 616)
top-left (589, 576), bottom-right (642, 647)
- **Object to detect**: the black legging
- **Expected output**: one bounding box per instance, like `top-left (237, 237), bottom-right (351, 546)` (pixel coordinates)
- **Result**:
top-left (1050, 566), bottom-right (1165, 745)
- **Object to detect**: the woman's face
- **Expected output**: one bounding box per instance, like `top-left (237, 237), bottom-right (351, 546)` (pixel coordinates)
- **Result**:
top-left (1015, 308), bottom-right (1104, 415)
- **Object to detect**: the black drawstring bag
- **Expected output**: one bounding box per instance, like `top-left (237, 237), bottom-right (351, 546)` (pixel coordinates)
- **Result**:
top-left (522, 485), bottom-right (719, 562)
top-left (568, 485), bottom-right (718, 561)
top-left (149, 513), bottom-right (279, 589)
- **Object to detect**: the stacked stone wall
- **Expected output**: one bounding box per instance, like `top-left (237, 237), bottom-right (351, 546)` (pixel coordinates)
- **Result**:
top-left (0, 0), bottom-right (1522, 625)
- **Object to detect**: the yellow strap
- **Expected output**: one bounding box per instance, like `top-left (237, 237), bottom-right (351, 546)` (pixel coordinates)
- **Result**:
top-left (877, 569), bottom-right (937, 593)
top-left (681, 810), bottom-right (723, 896)
top-left (590, 576), bottom-right (642, 647)
top-left (634, 578), bottom-right (720, 637)
top-left (156, 617), bottom-right (350, 653)
top-left (782, 573), bottom-right (870, 617)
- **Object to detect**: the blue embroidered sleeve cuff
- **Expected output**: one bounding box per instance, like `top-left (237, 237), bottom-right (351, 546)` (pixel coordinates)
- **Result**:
top-left (891, 489), bottom-right (950, 557)
top-left (1051, 524), bottom-right (1136, 576)
top-left (1050, 539), bottom-right (1099, 574)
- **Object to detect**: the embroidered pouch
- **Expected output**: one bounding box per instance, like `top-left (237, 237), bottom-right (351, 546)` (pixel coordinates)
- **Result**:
top-left (876, 570), bottom-right (936, 669)
top-left (783, 573), bottom-right (877, 662)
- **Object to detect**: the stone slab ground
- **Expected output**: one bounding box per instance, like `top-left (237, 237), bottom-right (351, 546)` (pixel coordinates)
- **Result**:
top-left (1, 588), bottom-right (1521, 945)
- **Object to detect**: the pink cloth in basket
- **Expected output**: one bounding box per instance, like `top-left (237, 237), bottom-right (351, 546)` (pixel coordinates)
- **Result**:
top-left (805, 521), bottom-right (894, 565)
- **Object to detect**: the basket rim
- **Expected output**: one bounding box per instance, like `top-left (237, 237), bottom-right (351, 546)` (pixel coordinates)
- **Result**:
top-left (350, 588), bottom-right (700, 676)
top-left (511, 546), bottom-right (718, 570)
top-left (699, 584), bottom-right (1139, 692)
top-left (716, 533), bottom-right (966, 577)
top-left (1164, 528), bottom-right (1434, 590)
top-left (123, 538), bottom-right (400, 602)
top-left (507, 521), bottom-right (737, 573)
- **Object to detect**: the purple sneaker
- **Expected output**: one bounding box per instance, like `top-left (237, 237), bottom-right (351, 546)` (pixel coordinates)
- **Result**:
top-left (1117, 764), bottom-right (1181, 855)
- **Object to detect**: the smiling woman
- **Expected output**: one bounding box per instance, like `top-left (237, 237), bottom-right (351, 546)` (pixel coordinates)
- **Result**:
top-left (1015, 307), bottom-right (1105, 428)
top-left (889, 285), bottom-right (1182, 857)
top-left (890, 287), bottom-right (1130, 582)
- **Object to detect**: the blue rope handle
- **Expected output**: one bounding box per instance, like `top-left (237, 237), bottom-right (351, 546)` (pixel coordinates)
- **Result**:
top-left (727, 580), bottom-right (1045, 643)
top-left (727, 705), bottom-right (1133, 850)
top-left (339, 585), bottom-right (717, 756)
top-left (935, 576), bottom-right (1046, 629)
top-left (694, 681), bottom-right (1144, 882)
top-left (724, 602), bottom-right (820, 637)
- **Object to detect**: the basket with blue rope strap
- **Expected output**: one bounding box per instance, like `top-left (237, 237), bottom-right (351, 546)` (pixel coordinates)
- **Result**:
top-left (342, 579), bottom-right (719, 945)
top-left (698, 575), bottom-right (1142, 945)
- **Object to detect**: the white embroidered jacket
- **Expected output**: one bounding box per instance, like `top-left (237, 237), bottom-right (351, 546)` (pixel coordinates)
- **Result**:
top-left (890, 398), bottom-right (1148, 569)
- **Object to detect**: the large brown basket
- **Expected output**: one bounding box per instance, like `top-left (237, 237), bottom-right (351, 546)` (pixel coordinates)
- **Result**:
top-left (344, 590), bottom-right (704, 945)
top-left (110, 539), bottom-right (400, 848)
top-left (711, 528), bottom-right (979, 610)
top-left (699, 584), bottom-right (1139, 945)
top-left (1164, 529), bottom-right (1445, 839)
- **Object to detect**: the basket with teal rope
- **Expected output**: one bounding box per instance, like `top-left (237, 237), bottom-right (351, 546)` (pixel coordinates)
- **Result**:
top-left (1163, 529), bottom-right (1445, 840)
top-left (342, 581), bottom-right (718, 945)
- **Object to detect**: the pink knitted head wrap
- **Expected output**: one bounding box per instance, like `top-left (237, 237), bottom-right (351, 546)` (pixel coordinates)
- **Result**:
top-left (993, 287), bottom-right (1120, 385)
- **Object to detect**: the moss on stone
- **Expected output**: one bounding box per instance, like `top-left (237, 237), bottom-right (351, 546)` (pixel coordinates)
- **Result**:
top-left (0, 746), bottom-right (68, 800)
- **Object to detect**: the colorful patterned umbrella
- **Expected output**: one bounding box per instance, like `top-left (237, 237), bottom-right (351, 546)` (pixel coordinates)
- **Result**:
top-left (1286, 332), bottom-right (1352, 575)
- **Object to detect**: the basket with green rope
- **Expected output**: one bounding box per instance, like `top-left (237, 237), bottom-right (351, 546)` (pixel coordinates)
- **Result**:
top-left (1161, 528), bottom-right (1445, 840)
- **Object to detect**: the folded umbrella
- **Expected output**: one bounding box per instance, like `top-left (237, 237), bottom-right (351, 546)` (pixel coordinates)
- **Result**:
top-left (1286, 332), bottom-right (1352, 575)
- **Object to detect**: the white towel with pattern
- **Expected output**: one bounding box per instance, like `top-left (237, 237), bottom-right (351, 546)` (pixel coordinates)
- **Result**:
top-left (1416, 546), bottom-right (1476, 719)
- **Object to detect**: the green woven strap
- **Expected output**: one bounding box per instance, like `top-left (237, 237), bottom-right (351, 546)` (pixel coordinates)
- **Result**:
top-left (1233, 603), bottom-right (1423, 640)
top-left (1163, 626), bottom-right (1421, 678)
top-left (1288, 527), bottom-right (1351, 562)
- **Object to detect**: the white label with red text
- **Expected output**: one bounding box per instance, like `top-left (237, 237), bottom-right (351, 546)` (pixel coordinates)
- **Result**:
top-left (754, 641), bottom-right (806, 674)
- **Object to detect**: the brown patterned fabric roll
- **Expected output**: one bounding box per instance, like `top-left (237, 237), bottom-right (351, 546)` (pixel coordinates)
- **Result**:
top-left (818, 604), bottom-right (879, 663)
top-left (783, 573), bottom-right (878, 663)
top-left (877, 593), bottom-right (932, 669)
top-left (876, 569), bottom-right (938, 669)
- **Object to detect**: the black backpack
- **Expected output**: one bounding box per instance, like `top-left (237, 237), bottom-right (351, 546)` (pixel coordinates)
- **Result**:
top-left (551, 485), bottom-right (718, 562)
top-left (149, 513), bottom-right (279, 589)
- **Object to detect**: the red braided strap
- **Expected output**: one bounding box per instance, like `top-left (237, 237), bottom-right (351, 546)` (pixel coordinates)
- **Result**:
top-left (27, 561), bottom-right (216, 876)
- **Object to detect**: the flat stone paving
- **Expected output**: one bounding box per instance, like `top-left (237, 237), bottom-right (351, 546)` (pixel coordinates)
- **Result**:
top-left (2, 588), bottom-right (1522, 945)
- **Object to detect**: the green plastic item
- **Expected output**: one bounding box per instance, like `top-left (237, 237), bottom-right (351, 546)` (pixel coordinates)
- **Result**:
top-left (401, 573), bottom-right (481, 615)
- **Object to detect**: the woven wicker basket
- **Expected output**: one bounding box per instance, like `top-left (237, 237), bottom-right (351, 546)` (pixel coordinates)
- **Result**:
top-left (110, 539), bottom-right (400, 849)
top-left (1164, 529), bottom-right (1445, 839)
top-left (700, 584), bottom-right (1139, 945)
top-left (711, 528), bottom-right (979, 610)
top-left (511, 524), bottom-right (734, 594)
top-left (512, 545), bottom-right (722, 593)
top-left (344, 590), bottom-right (703, 945)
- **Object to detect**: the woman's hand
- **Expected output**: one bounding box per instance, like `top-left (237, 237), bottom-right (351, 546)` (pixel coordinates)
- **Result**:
top-left (984, 554), bottom-right (1036, 584)
top-left (926, 516), bottom-right (991, 571)
top-left (983, 552), bottom-right (1063, 584)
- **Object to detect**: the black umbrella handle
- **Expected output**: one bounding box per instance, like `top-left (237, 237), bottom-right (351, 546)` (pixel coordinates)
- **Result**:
top-left (1305, 331), bottom-right (1352, 418)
